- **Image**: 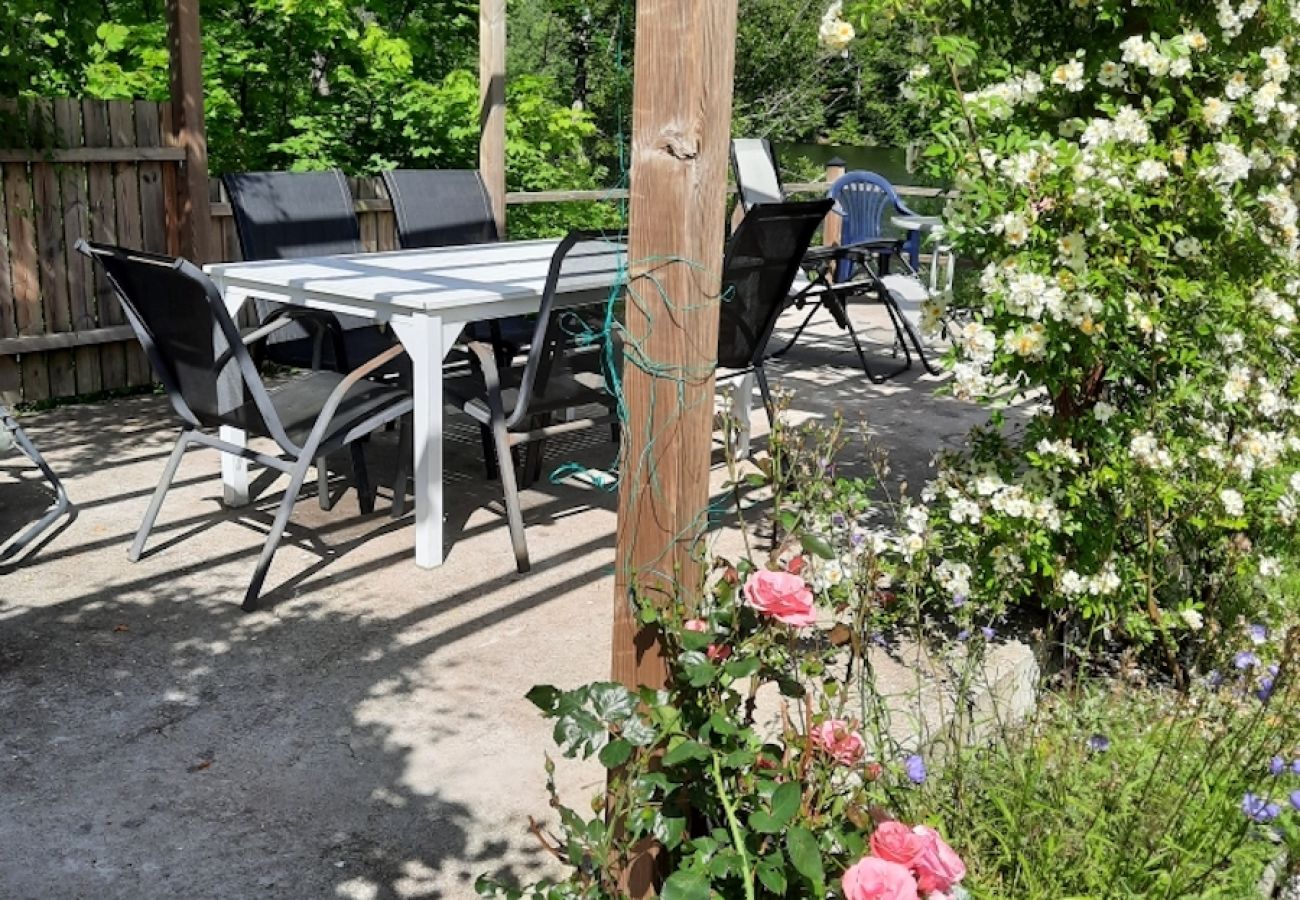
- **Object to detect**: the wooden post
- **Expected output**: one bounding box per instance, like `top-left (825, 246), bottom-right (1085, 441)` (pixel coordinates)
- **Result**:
top-left (479, 0), bottom-right (507, 237)
top-left (611, 0), bottom-right (740, 891)
top-left (166, 0), bottom-right (214, 263)
top-left (822, 155), bottom-right (845, 247)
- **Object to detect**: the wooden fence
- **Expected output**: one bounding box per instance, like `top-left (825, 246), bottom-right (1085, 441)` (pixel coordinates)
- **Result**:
top-left (0, 98), bottom-right (949, 405)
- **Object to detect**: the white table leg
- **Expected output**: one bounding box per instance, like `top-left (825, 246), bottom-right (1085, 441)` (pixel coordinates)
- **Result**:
top-left (391, 315), bottom-right (445, 568)
top-left (218, 281), bottom-right (251, 507)
top-left (732, 372), bottom-right (755, 461)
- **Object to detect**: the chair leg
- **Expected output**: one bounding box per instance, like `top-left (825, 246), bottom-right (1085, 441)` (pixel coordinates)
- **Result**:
top-left (128, 431), bottom-right (192, 563)
top-left (349, 441), bottom-right (374, 514)
top-left (479, 424), bottom-right (499, 480)
top-left (242, 456), bottom-right (313, 612)
top-left (494, 428), bottom-right (530, 573)
top-left (317, 456), bottom-right (331, 511)
top-left (767, 301), bottom-right (821, 360)
top-left (391, 416), bottom-right (410, 519)
top-left (754, 365), bottom-right (776, 428)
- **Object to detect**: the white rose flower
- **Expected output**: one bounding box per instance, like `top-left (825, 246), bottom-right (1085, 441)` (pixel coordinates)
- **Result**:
top-left (1174, 236), bottom-right (1202, 258)
top-left (1202, 97), bottom-right (1233, 129)
top-left (1225, 71), bottom-right (1250, 100)
top-left (1097, 60), bottom-right (1127, 88)
top-left (1051, 59), bottom-right (1086, 92)
top-left (1180, 608), bottom-right (1205, 631)
top-left (1093, 401), bottom-right (1116, 423)
top-left (1220, 488), bottom-right (1245, 517)
top-left (999, 212), bottom-right (1031, 246)
top-left (1135, 159), bottom-right (1168, 182)
top-left (1260, 556), bottom-right (1282, 578)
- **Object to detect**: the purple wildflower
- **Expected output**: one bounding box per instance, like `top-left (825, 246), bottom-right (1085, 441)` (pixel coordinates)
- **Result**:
top-left (956, 629), bottom-right (970, 642)
top-left (981, 626), bottom-right (996, 640)
top-left (1205, 669), bottom-right (1223, 687)
top-left (831, 513), bottom-right (847, 528)
top-left (905, 754), bottom-right (927, 784)
top-left (1292, 759), bottom-right (1300, 776)
top-left (1270, 756), bottom-right (1286, 776)
top-left (1249, 624), bottom-right (1269, 645)
top-left (1243, 793), bottom-right (1282, 823)
top-left (1086, 734), bottom-right (1111, 753)
top-left (1235, 651), bottom-right (1260, 670)
top-left (951, 595), bottom-right (967, 609)
top-left (1256, 677), bottom-right (1275, 702)
top-left (1291, 791), bottom-right (1300, 812)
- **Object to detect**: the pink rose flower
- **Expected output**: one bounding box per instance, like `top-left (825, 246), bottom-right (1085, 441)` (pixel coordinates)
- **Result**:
top-left (683, 618), bottom-right (708, 632)
top-left (911, 826), bottom-right (965, 894)
top-left (786, 555), bottom-right (806, 575)
top-left (811, 719), bottom-right (866, 766)
top-left (842, 856), bottom-right (920, 900)
top-left (869, 821), bottom-right (931, 869)
top-left (743, 570), bottom-right (817, 627)
top-left (706, 644), bottom-right (732, 661)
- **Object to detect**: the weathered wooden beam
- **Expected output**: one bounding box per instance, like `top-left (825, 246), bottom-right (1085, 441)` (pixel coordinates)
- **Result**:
top-left (166, 0), bottom-right (215, 263)
top-left (0, 326), bottom-right (136, 356)
top-left (479, 0), bottom-right (507, 236)
top-left (0, 148), bottom-right (189, 163)
top-left (611, 0), bottom-right (740, 891)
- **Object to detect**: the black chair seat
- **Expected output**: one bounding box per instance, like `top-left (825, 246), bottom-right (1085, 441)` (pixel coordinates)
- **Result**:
top-left (447, 366), bottom-right (611, 427)
top-left (223, 372), bottom-right (411, 448)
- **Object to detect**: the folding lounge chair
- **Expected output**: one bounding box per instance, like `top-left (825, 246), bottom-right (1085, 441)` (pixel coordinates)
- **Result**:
top-left (223, 170), bottom-right (396, 372)
top-left (717, 199), bottom-right (836, 424)
top-left (0, 405), bottom-right (73, 562)
top-left (78, 241), bottom-right (413, 611)
top-left (771, 170), bottom-right (938, 381)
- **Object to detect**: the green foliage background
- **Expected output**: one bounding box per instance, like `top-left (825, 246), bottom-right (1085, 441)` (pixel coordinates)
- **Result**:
top-left (0, 0), bottom-right (920, 201)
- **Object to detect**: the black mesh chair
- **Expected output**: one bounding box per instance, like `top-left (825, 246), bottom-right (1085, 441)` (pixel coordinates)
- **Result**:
top-left (77, 240), bottom-right (413, 611)
top-left (442, 231), bottom-right (622, 573)
top-left (717, 199), bottom-right (835, 422)
top-left (380, 168), bottom-right (534, 355)
top-left (223, 170), bottom-right (395, 371)
top-left (0, 404), bottom-right (73, 563)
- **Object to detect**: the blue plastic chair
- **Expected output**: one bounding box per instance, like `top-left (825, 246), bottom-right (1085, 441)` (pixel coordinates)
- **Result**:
top-left (829, 171), bottom-right (922, 281)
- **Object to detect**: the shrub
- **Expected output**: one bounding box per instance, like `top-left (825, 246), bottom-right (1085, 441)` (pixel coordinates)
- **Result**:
top-left (838, 0), bottom-right (1300, 653)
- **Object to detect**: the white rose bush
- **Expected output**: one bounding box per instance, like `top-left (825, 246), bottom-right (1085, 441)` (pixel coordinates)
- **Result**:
top-left (842, 0), bottom-right (1300, 657)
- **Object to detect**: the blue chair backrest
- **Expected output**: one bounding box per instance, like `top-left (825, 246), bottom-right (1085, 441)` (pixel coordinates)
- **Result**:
top-left (828, 171), bottom-right (917, 281)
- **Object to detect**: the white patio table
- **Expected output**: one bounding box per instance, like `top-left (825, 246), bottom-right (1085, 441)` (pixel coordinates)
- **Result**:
top-left (206, 237), bottom-right (625, 569)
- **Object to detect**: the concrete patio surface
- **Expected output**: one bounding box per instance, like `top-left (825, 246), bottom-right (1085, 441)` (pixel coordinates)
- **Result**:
top-left (0, 305), bottom-right (991, 899)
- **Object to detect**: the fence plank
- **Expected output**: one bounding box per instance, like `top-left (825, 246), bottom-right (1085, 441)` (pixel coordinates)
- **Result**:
top-left (5, 153), bottom-right (48, 401)
top-left (83, 100), bottom-right (126, 392)
top-left (107, 101), bottom-right (151, 386)
top-left (160, 104), bottom-right (181, 255)
top-left (56, 98), bottom-right (101, 394)
top-left (0, 101), bottom-right (17, 401)
top-left (355, 176), bottom-right (379, 252)
top-left (134, 101), bottom-right (168, 254)
top-left (32, 100), bottom-right (75, 398)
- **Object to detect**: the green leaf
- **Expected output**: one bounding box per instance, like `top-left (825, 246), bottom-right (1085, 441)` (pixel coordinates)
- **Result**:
top-left (787, 826), bottom-right (824, 887)
top-left (749, 810), bottom-right (781, 834)
top-left (661, 870), bottom-right (711, 900)
top-left (598, 738), bottom-right (633, 769)
top-left (723, 656), bottom-right (760, 679)
top-left (799, 532), bottom-right (836, 559)
top-left (662, 739), bottom-right (711, 767)
top-left (524, 684), bottom-right (561, 713)
top-left (770, 781), bottom-right (802, 825)
top-left (756, 852), bottom-right (788, 895)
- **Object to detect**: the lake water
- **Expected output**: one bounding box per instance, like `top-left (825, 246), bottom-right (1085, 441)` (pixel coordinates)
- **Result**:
top-left (778, 143), bottom-right (913, 185)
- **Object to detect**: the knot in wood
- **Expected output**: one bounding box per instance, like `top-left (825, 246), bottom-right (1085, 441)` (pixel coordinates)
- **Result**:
top-left (658, 131), bottom-right (699, 161)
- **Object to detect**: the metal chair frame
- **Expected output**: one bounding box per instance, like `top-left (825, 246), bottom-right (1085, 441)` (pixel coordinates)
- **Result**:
top-left (78, 240), bottom-right (413, 611)
top-left (0, 405), bottom-right (73, 563)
